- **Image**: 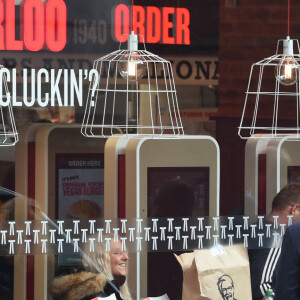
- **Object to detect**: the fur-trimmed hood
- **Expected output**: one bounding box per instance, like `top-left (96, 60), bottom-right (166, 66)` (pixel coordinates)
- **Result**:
top-left (50, 271), bottom-right (108, 300)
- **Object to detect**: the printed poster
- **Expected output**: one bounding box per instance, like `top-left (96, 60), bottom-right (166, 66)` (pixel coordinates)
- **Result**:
top-left (56, 153), bottom-right (104, 220)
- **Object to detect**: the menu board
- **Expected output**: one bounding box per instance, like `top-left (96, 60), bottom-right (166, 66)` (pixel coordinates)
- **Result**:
top-left (56, 153), bottom-right (104, 220)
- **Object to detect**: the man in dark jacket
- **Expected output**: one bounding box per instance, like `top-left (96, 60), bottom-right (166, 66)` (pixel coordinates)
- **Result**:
top-left (248, 183), bottom-right (300, 300)
top-left (274, 221), bottom-right (300, 299)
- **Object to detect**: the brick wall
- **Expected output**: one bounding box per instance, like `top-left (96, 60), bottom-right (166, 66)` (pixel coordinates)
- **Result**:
top-left (217, 0), bottom-right (300, 215)
top-left (219, 0), bottom-right (300, 116)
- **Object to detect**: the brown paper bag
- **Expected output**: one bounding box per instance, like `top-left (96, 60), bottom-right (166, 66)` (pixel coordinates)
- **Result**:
top-left (176, 244), bottom-right (252, 300)
top-left (195, 244), bottom-right (252, 300)
top-left (175, 252), bottom-right (203, 300)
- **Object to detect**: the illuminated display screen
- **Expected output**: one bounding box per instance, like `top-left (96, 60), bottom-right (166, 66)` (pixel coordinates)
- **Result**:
top-left (65, 0), bottom-right (219, 54)
top-left (56, 153), bottom-right (104, 220)
top-left (2, 0), bottom-right (219, 53)
top-left (55, 152), bottom-right (104, 269)
top-left (1, 0), bottom-right (67, 51)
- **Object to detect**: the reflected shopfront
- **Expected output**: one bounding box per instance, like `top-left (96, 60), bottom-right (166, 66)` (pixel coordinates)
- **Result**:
top-left (2, 0), bottom-right (299, 300)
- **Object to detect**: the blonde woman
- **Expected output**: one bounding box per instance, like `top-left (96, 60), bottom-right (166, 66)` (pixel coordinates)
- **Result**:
top-left (50, 235), bottom-right (132, 300)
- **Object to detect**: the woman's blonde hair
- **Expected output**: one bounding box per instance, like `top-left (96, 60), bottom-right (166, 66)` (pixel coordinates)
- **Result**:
top-left (81, 234), bottom-right (132, 300)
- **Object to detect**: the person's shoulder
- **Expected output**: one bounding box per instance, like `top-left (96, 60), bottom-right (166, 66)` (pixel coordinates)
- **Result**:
top-left (284, 222), bottom-right (300, 252)
top-left (288, 221), bottom-right (300, 236)
top-left (290, 221), bottom-right (300, 229)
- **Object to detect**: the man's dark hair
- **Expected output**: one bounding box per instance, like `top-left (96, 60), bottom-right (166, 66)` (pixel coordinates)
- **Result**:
top-left (272, 183), bottom-right (300, 211)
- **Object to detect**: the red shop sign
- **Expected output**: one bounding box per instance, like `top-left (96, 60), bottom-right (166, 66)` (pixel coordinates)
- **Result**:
top-left (0, 0), bottom-right (67, 52)
top-left (113, 4), bottom-right (190, 45)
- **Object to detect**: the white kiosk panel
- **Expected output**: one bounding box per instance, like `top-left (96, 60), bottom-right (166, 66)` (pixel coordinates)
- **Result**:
top-left (266, 135), bottom-right (300, 213)
top-left (125, 136), bottom-right (220, 299)
top-left (244, 135), bottom-right (270, 215)
top-left (34, 124), bottom-right (108, 300)
top-left (104, 136), bottom-right (132, 219)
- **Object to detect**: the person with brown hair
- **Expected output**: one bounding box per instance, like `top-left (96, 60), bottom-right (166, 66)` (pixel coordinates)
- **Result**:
top-left (50, 236), bottom-right (132, 300)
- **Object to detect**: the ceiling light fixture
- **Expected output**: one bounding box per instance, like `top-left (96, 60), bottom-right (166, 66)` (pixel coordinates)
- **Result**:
top-left (118, 32), bottom-right (147, 82)
top-left (81, 1), bottom-right (184, 138)
top-left (239, 0), bottom-right (300, 139)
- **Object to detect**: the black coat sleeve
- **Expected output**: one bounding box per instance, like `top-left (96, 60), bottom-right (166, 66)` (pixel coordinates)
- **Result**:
top-left (274, 225), bottom-right (300, 299)
top-left (248, 247), bottom-right (280, 300)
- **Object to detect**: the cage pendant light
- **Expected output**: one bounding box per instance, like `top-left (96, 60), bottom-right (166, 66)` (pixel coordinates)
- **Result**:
top-left (0, 66), bottom-right (18, 146)
top-left (81, 31), bottom-right (184, 138)
top-left (238, 0), bottom-right (300, 139)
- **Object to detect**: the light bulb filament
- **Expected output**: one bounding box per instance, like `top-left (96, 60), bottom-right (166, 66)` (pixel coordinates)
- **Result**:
top-left (285, 63), bottom-right (292, 79)
top-left (128, 59), bottom-right (136, 77)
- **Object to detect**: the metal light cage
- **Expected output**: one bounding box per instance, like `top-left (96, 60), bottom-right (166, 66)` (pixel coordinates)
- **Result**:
top-left (0, 65), bottom-right (18, 146)
top-left (239, 37), bottom-right (300, 139)
top-left (81, 33), bottom-right (184, 138)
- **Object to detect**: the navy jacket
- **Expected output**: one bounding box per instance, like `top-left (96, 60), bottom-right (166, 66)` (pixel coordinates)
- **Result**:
top-left (275, 221), bottom-right (300, 299)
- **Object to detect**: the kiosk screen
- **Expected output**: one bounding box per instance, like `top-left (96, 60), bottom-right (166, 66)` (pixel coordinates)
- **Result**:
top-left (147, 166), bottom-right (209, 299)
top-left (147, 167), bottom-right (210, 217)
top-left (288, 166), bottom-right (300, 183)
